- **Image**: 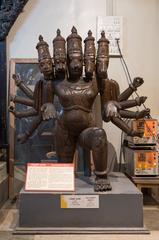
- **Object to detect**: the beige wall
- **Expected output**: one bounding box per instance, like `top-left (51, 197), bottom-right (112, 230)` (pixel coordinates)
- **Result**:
top-left (7, 0), bottom-right (159, 160)
top-left (105, 0), bottom-right (159, 158)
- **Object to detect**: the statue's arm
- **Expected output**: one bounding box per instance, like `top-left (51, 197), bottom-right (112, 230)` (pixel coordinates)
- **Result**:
top-left (10, 94), bottom-right (34, 107)
top-left (38, 81), bottom-right (57, 120)
top-left (9, 106), bottom-right (38, 118)
top-left (118, 77), bottom-right (144, 102)
top-left (98, 78), bottom-right (121, 122)
top-left (119, 96), bottom-right (147, 109)
top-left (12, 74), bottom-right (34, 99)
top-left (17, 115), bottom-right (42, 144)
top-left (119, 109), bottom-right (150, 119)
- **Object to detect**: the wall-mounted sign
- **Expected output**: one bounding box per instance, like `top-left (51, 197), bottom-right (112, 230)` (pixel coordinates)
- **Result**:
top-left (97, 16), bottom-right (123, 57)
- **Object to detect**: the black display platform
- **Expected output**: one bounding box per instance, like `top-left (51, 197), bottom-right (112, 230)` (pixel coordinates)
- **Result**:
top-left (15, 172), bottom-right (149, 234)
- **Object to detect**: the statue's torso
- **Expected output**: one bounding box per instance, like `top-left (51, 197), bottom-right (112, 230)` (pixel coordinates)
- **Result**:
top-left (54, 77), bottom-right (98, 132)
top-left (54, 77), bottom-right (98, 109)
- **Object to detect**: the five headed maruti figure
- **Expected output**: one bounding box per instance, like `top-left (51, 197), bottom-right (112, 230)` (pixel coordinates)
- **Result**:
top-left (9, 27), bottom-right (150, 191)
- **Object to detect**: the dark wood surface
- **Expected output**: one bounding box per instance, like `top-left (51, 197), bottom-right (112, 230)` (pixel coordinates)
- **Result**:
top-left (0, 41), bottom-right (7, 148)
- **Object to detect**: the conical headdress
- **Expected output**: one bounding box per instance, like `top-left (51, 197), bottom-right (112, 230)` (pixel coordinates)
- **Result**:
top-left (97, 31), bottom-right (109, 58)
top-left (53, 29), bottom-right (66, 59)
top-left (84, 30), bottom-right (95, 60)
top-left (36, 35), bottom-right (51, 61)
top-left (67, 26), bottom-right (82, 55)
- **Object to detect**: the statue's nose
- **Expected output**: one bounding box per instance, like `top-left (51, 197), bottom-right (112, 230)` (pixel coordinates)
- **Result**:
top-left (57, 62), bottom-right (63, 70)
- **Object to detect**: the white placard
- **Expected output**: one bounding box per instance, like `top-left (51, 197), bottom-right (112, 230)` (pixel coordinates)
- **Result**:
top-left (25, 163), bottom-right (75, 191)
top-left (61, 195), bottom-right (99, 208)
top-left (97, 16), bottom-right (123, 57)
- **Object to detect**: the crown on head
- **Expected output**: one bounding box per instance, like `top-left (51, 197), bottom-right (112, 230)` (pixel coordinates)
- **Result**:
top-left (84, 30), bottom-right (95, 60)
top-left (67, 26), bottom-right (82, 55)
top-left (53, 29), bottom-right (66, 59)
top-left (36, 35), bottom-right (51, 61)
top-left (97, 31), bottom-right (109, 58)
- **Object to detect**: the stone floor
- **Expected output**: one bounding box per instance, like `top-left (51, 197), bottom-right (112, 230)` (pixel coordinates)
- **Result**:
top-left (0, 196), bottom-right (159, 240)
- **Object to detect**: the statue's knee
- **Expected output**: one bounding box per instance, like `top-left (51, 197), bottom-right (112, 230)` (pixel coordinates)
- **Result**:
top-left (92, 128), bottom-right (107, 148)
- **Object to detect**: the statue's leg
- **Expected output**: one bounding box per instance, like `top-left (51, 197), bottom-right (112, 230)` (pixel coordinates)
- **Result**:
top-left (55, 122), bottom-right (77, 163)
top-left (78, 127), bottom-right (111, 191)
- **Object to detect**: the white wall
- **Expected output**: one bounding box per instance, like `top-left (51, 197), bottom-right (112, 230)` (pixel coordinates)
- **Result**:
top-left (7, 0), bottom-right (159, 160)
top-left (8, 0), bottom-right (107, 57)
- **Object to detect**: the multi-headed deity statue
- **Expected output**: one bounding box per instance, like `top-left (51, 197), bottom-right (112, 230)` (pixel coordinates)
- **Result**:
top-left (9, 27), bottom-right (150, 191)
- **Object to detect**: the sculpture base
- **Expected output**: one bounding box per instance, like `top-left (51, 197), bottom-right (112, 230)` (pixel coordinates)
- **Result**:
top-left (14, 172), bottom-right (149, 234)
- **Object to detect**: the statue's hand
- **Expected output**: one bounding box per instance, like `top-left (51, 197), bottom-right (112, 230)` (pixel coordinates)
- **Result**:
top-left (10, 94), bottom-right (15, 102)
top-left (132, 77), bottom-right (144, 88)
top-left (103, 101), bottom-right (121, 122)
top-left (41, 103), bottom-right (57, 120)
top-left (12, 74), bottom-right (22, 86)
top-left (8, 106), bottom-right (15, 115)
top-left (136, 108), bottom-right (150, 119)
top-left (135, 96), bottom-right (147, 106)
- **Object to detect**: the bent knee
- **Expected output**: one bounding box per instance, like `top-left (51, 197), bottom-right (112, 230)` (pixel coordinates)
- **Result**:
top-left (92, 128), bottom-right (107, 148)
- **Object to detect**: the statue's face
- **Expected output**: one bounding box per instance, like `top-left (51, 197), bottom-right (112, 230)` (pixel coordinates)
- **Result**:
top-left (68, 52), bottom-right (83, 79)
top-left (84, 55), bottom-right (95, 79)
top-left (39, 58), bottom-right (53, 77)
top-left (96, 56), bottom-right (109, 79)
top-left (54, 54), bottom-right (66, 76)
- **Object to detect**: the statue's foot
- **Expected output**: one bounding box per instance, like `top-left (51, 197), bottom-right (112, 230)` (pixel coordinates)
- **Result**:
top-left (94, 177), bottom-right (112, 192)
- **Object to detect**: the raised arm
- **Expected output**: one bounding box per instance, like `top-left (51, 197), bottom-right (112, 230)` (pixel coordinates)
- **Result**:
top-left (118, 77), bottom-right (144, 102)
top-left (13, 74), bottom-right (34, 99)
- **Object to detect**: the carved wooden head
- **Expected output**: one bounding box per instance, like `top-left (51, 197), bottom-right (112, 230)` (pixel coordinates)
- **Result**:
top-left (53, 29), bottom-right (66, 77)
top-left (96, 31), bottom-right (109, 79)
top-left (36, 35), bottom-right (53, 77)
top-left (66, 27), bottom-right (83, 79)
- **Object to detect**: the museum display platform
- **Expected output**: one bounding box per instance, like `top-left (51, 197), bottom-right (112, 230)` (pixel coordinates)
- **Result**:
top-left (14, 172), bottom-right (149, 234)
